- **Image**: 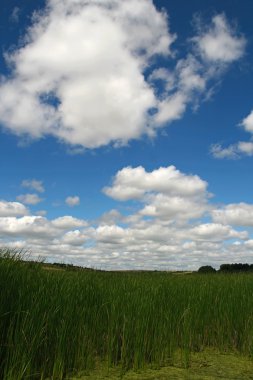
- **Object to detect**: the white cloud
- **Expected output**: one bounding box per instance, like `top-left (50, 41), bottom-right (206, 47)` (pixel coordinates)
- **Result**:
top-left (211, 141), bottom-right (253, 159)
top-left (212, 203), bottom-right (253, 227)
top-left (60, 230), bottom-right (87, 245)
top-left (140, 194), bottom-right (208, 222)
top-left (99, 209), bottom-right (122, 225)
top-left (0, 216), bottom-right (55, 238)
top-left (237, 141), bottom-right (253, 156)
top-left (51, 215), bottom-right (87, 229)
top-left (21, 179), bottom-right (45, 193)
top-left (0, 0), bottom-right (172, 148)
top-left (195, 14), bottom-right (246, 63)
top-left (0, 201), bottom-right (28, 217)
top-left (0, 2), bottom-right (245, 149)
top-left (17, 193), bottom-right (43, 205)
top-left (65, 196), bottom-right (80, 207)
top-left (95, 225), bottom-right (127, 244)
top-left (210, 143), bottom-right (239, 159)
top-left (154, 92), bottom-right (187, 125)
top-left (190, 223), bottom-right (247, 241)
top-left (210, 110), bottom-right (253, 160)
top-left (240, 110), bottom-right (253, 133)
top-left (104, 165), bottom-right (208, 200)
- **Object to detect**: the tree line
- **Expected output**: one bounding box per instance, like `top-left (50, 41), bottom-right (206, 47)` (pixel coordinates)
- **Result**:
top-left (198, 263), bottom-right (253, 273)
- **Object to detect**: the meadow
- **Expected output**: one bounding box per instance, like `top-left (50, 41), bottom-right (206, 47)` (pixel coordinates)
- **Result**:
top-left (1, 249), bottom-right (253, 379)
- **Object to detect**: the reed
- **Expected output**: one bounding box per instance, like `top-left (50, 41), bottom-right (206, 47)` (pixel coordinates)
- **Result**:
top-left (1, 249), bottom-right (253, 379)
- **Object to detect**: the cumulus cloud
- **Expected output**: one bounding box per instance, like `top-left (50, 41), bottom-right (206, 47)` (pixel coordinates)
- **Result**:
top-left (0, 1), bottom-right (245, 149)
top-left (194, 14), bottom-right (246, 63)
top-left (104, 165), bottom-right (211, 224)
top-left (0, 201), bottom-right (28, 217)
top-left (65, 196), bottom-right (80, 207)
top-left (104, 165), bottom-right (208, 200)
top-left (0, 216), bottom-right (55, 238)
top-left (21, 179), bottom-right (45, 193)
top-left (17, 193), bottom-right (43, 205)
top-left (51, 215), bottom-right (87, 229)
top-left (0, 0), bottom-right (172, 148)
top-left (140, 194), bottom-right (208, 222)
top-left (212, 203), bottom-right (253, 226)
top-left (60, 230), bottom-right (87, 246)
top-left (0, 215), bottom-right (88, 240)
top-left (99, 209), bottom-right (122, 226)
top-left (190, 223), bottom-right (247, 241)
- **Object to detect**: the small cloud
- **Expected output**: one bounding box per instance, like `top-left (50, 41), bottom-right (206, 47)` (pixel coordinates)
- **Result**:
top-left (65, 196), bottom-right (80, 207)
top-left (21, 179), bottom-right (45, 193)
top-left (210, 141), bottom-right (253, 159)
top-left (52, 216), bottom-right (87, 229)
top-left (211, 110), bottom-right (253, 160)
top-left (17, 193), bottom-right (43, 205)
top-left (10, 7), bottom-right (21, 23)
top-left (194, 14), bottom-right (246, 63)
top-left (210, 143), bottom-right (239, 159)
top-left (240, 110), bottom-right (253, 133)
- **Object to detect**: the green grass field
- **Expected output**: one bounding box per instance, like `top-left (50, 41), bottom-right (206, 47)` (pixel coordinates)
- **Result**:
top-left (1, 249), bottom-right (253, 379)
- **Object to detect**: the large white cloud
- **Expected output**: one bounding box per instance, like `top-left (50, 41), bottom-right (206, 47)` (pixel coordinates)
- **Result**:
top-left (0, 2), bottom-right (245, 149)
top-left (104, 165), bottom-right (208, 200)
top-left (0, 0), bottom-right (171, 148)
top-left (0, 215), bottom-right (88, 239)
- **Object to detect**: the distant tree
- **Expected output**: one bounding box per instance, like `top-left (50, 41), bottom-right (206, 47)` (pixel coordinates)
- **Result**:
top-left (219, 263), bottom-right (252, 272)
top-left (198, 265), bottom-right (216, 273)
top-left (219, 264), bottom-right (231, 272)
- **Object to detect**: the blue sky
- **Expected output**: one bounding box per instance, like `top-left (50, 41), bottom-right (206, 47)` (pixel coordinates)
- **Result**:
top-left (1, 0), bottom-right (253, 270)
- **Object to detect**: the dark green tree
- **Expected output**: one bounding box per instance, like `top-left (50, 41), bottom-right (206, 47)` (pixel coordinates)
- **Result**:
top-left (198, 265), bottom-right (216, 273)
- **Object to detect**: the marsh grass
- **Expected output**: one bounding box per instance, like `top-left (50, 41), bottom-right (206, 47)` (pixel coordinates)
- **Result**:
top-left (1, 249), bottom-right (253, 379)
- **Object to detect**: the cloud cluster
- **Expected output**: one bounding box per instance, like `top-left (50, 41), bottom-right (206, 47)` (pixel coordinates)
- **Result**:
top-left (1, 165), bottom-right (252, 270)
top-left (104, 165), bottom-right (209, 223)
top-left (0, 1), bottom-right (245, 149)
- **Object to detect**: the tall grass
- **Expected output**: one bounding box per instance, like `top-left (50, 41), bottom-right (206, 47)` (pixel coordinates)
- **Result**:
top-left (1, 249), bottom-right (253, 379)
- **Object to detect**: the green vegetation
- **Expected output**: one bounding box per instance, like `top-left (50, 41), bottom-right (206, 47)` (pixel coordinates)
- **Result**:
top-left (198, 265), bottom-right (216, 273)
top-left (1, 249), bottom-right (253, 379)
